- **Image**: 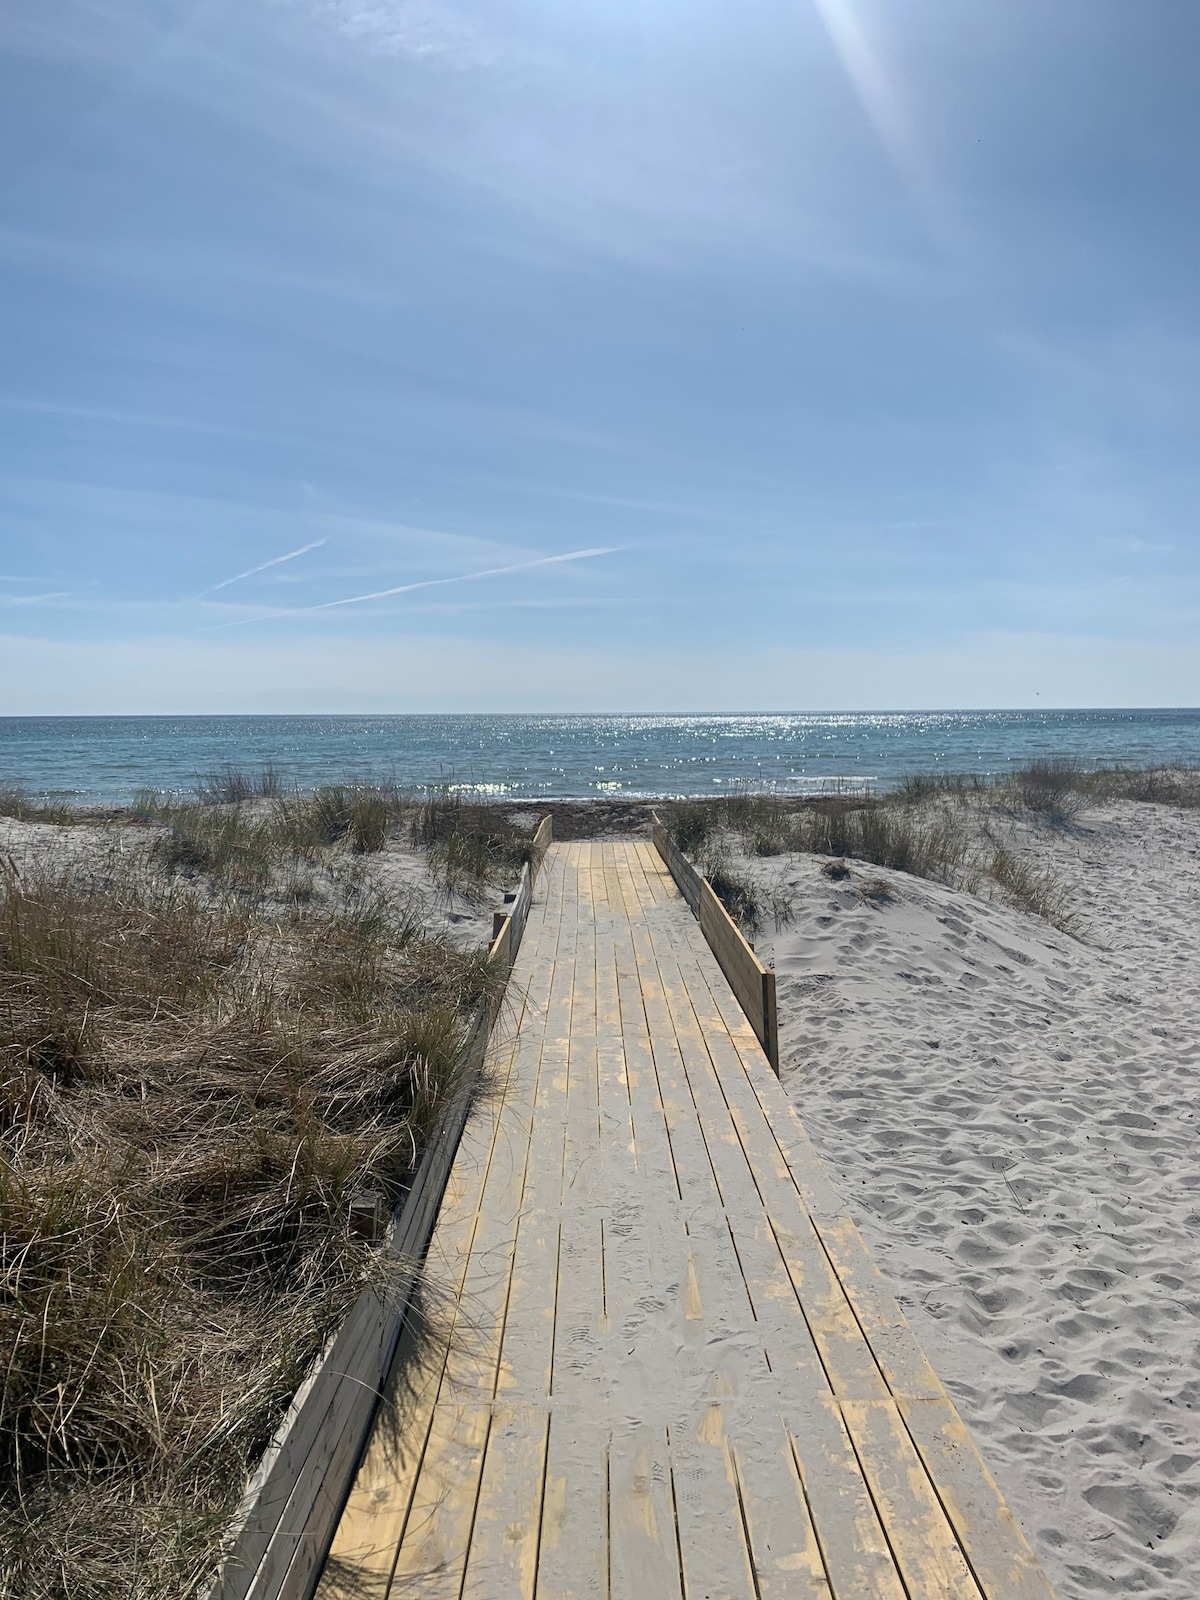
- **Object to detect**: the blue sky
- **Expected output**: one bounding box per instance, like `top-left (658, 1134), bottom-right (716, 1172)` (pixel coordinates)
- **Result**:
top-left (2, 0), bottom-right (1198, 712)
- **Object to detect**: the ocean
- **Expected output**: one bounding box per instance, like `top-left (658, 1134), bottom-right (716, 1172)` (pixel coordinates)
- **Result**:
top-left (2, 711), bottom-right (1198, 805)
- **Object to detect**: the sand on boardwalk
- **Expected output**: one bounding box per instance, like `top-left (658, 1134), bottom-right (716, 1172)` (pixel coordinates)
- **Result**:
top-left (743, 799), bottom-right (1200, 1600)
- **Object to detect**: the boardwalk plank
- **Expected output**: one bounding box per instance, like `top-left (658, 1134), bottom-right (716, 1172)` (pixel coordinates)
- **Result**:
top-left (668, 1403), bottom-right (760, 1600)
top-left (460, 1404), bottom-right (550, 1600)
top-left (315, 842), bottom-right (1055, 1600)
top-left (536, 1404), bottom-right (607, 1600)
top-left (608, 1422), bottom-right (683, 1600)
top-left (899, 1398), bottom-right (1058, 1600)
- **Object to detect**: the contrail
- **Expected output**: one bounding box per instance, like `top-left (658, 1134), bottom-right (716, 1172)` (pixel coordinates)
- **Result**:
top-left (201, 539), bottom-right (327, 594)
top-left (305, 545), bottom-right (618, 611)
top-left (202, 546), bottom-right (619, 630)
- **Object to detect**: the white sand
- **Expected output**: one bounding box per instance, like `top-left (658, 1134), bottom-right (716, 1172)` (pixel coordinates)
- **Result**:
top-left (747, 800), bottom-right (1200, 1599)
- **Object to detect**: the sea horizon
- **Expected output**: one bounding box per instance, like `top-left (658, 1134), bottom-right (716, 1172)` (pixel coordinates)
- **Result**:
top-left (4, 708), bottom-right (1198, 806)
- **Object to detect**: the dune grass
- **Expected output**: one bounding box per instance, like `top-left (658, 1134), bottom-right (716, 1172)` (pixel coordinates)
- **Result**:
top-left (133, 784), bottom-right (408, 898)
top-left (894, 759), bottom-right (1200, 813)
top-left (664, 760), bottom-right (1198, 936)
top-left (0, 788), bottom-right (76, 827)
top-left (410, 789), bottom-right (534, 896)
top-left (194, 765), bottom-right (283, 805)
top-left (663, 788), bottom-right (1078, 931)
top-left (0, 810), bottom-right (502, 1598)
top-left (133, 778), bottom-right (544, 905)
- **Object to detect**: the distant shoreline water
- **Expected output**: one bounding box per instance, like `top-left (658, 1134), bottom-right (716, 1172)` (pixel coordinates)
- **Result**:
top-left (3, 711), bottom-right (1198, 805)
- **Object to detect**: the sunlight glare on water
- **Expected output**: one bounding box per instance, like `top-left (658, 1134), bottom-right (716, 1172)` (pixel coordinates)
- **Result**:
top-left (2, 710), bottom-right (1197, 804)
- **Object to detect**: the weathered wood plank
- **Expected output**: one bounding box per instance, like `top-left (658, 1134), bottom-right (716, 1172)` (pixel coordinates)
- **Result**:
top-left (395, 856), bottom-right (573, 1582)
top-left (721, 1395), bottom-right (831, 1600)
top-left (311, 846), bottom-right (562, 1597)
top-left (312, 1027), bottom-right (533, 1590)
top-left (669, 1404), bottom-right (759, 1600)
top-left (840, 1399), bottom-right (984, 1599)
top-left (650, 816), bottom-right (702, 913)
top-left (536, 1405), bottom-right (607, 1600)
top-left (647, 820), bottom-right (779, 1070)
top-left (899, 1398), bottom-right (1058, 1600)
top-left (312, 842), bottom-right (1057, 1600)
top-left (461, 1404), bottom-right (551, 1600)
top-left (698, 875), bottom-right (779, 1070)
top-left (608, 1423), bottom-right (684, 1600)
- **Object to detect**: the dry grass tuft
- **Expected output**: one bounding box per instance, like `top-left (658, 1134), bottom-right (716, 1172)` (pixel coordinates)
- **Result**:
top-left (134, 783), bottom-right (411, 895)
top-left (410, 790), bottom-right (532, 896)
top-left (0, 827), bottom-right (500, 1597)
top-left (665, 795), bottom-right (977, 890)
top-left (1007, 758), bottom-right (1087, 822)
top-left (194, 765), bottom-right (283, 805)
top-left (0, 788), bottom-right (76, 827)
top-left (1074, 763), bottom-right (1200, 808)
top-left (664, 789), bottom-right (1083, 933)
top-left (986, 846), bottom-right (1077, 932)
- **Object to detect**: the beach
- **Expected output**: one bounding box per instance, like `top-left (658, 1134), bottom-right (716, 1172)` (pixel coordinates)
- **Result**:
top-left (742, 797), bottom-right (1200, 1598)
top-left (3, 781), bottom-right (1198, 1598)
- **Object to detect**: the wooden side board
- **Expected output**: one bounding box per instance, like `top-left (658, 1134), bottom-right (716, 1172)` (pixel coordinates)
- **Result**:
top-left (651, 813), bottom-right (779, 1072)
top-left (650, 815), bottom-right (702, 913)
top-left (698, 876), bottom-right (779, 1071)
top-left (212, 817), bottom-right (552, 1600)
top-left (488, 813), bottom-right (554, 971)
top-left (530, 811), bottom-right (553, 867)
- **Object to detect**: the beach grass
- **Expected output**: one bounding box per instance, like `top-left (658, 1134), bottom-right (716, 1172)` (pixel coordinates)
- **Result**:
top-left (194, 764), bottom-right (284, 805)
top-left (0, 788), bottom-right (76, 828)
top-left (410, 788), bottom-right (534, 895)
top-left (0, 812), bottom-right (503, 1598)
top-left (663, 786), bottom-right (1062, 928)
top-left (662, 761), bottom-right (1199, 936)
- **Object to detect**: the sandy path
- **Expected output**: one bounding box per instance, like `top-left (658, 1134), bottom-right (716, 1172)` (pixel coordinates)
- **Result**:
top-left (749, 801), bottom-right (1200, 1600)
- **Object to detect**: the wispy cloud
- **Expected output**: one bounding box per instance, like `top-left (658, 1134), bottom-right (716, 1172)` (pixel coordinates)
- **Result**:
top-left (205, 545), bottom-right (619, 629)
top-left (307, 1), bottom-right (498, 67)
top-left (201, 540), bottom-right (327, 595)
top-left (0, 393), bottom-right (268, 442)
top-left (1103, 536), bottom-right (1175, 554)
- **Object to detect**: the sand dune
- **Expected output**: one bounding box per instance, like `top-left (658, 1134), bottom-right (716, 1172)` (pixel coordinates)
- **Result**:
top-left (748, 800), bottom-right (1200, 1599)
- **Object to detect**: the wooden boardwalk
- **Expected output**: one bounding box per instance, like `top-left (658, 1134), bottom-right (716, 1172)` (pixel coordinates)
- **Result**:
top-left (317, 842), bottom-right (1055, 1600)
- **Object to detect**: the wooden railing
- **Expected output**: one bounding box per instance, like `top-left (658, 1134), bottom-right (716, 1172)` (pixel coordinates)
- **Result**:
top-left (214, 815), bottom-right (554, 1600)
top-left (488, 812), bottom-right (552, 970)
top-left (651, 814), bottom-right (779, 1073)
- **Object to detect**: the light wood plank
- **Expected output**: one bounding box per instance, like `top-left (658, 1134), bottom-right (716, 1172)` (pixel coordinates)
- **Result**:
top-left (840, 1399), bottom-right (984, 1599)
top-left (399, 857), bottom-right (575, 1587)
top-left (536, 1404), bottom-right (608, 1600)
top-left (319, 849), bottom-right (566, 1592)
top-left (625, 856), bottom-right (918, 1600)
top-left (317, 842), bottom-right (1057, 1600)
top-left (315, 1020), bottom-right (530, 1590)
top-left (669, 1403), bottom-right (760, 1600)
top-left (460, 1404), bottom-right (550, 1600)
top-left (722, 1397), bottom-right (831, 1600)
top-left (608, 1423), bottom-right (684, 1600)
top-left (899, 1398), bottom-right (1058, 1600)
